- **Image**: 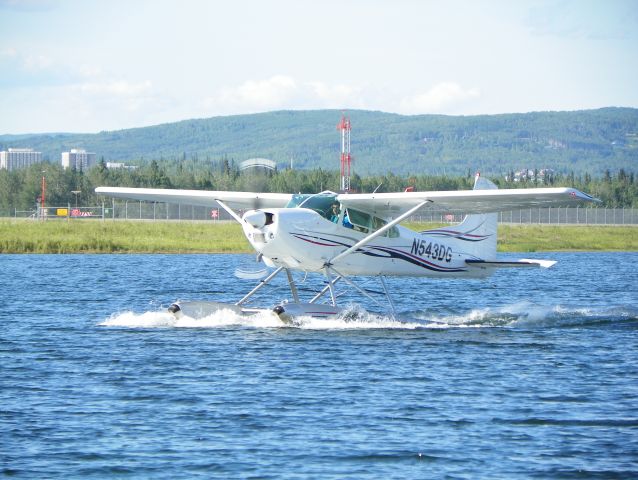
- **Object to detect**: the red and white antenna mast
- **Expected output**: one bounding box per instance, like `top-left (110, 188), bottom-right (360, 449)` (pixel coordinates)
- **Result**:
top-left (337, 113), bottom-right (352, 192)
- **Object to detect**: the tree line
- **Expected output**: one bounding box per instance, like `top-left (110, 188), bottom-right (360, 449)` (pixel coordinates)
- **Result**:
top-left (1, 159), bottom-right (637, 214)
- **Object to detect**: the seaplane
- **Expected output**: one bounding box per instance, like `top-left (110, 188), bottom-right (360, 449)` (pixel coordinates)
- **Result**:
top-left (96, 174), bottom-right (598, 322)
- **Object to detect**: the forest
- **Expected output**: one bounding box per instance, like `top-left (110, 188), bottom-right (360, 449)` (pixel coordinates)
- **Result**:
top-left (1, 159), bottom-right (636, 215)
top-left (1, 107), bottom-right (636, 178)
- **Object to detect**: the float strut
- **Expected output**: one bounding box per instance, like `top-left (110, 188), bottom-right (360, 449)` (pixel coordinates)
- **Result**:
top-left (309, 276), bottom-right (342, 304)
top-left (328, 266), bottom-right (384, 309)
top-left (236, 266), bottom-right (284, 306)
top-left (323, 267), bottom-right (338, 306)
top-left (285, 268), bottom-right (300, 303)
top-left (380, 276), bottom-right (397, 318)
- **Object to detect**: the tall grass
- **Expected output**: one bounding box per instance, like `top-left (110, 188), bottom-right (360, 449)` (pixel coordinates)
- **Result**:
top-left (0, 219), bottom-right (251, 253)
top-left (1, 219), bottom-right (636, 253)
top-left (497, 225), bottom-right (638, 252)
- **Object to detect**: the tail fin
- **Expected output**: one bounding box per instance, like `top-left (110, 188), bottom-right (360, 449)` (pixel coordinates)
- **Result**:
top-left (423, 174), bottom-right (498, 261)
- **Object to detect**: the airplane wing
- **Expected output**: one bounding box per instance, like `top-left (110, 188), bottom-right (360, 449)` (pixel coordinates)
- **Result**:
top-left (95, 187), bottom-right (293, 210)
top-left (337, 187), bottom-right (599, 218)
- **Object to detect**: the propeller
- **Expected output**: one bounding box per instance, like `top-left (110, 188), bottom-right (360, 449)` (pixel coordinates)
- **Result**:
top-left (234, 253), bottom-right (270, 280)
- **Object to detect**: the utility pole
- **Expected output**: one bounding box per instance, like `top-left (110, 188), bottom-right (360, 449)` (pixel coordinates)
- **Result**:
top-left (337, 113), bottom-right (352, 192)
top-left (40, 171), bottom-right (46, 220)
top-left (72, 190), bottom-right (81, 208)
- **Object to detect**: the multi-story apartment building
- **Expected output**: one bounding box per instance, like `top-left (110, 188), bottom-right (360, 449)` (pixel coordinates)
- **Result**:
top-left (0, 148), bottom-right (43, 171)
top-left (61, 149), bottom-right (96, 170)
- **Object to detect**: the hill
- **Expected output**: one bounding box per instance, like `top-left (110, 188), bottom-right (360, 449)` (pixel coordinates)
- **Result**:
top-left (1, 108), bottom-right (637, 177)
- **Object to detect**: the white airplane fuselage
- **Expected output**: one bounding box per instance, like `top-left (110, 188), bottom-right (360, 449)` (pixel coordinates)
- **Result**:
top-left (242, 207), bottom-right (492, 278)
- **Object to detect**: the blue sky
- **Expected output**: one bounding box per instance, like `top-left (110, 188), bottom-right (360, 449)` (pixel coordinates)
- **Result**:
top-left (1, 0), bottom-right (636, 133)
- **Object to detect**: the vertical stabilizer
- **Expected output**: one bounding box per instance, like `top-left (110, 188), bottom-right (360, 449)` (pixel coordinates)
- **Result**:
top-left (422, 174), bottom-right (498, 261)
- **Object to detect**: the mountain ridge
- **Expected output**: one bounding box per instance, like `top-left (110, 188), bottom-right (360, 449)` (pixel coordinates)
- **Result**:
top-left (1, 107), bottom-right (636, 177)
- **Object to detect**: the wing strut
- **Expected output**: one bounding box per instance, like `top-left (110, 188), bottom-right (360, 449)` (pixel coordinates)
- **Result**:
top-left (327, 200), bottom-right (431, 266)
top-left (216, 199), bottom-right (243, 224)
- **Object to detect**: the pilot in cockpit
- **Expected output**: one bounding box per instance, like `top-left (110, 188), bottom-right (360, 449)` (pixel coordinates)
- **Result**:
top-left (330, 203), bottom-right (340, 223)
top-left (342, 208), bottom-right (354, 229)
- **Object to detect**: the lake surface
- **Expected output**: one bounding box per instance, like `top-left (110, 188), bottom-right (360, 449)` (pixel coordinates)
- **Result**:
top-left (2, 252), bottom-right (637, 479)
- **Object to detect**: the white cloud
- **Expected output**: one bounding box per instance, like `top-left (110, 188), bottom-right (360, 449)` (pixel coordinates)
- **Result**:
top-left (0, 47), bottom-right (17, 57)
top-left (208, 75), bottom-right (299, 112)
top-left (203, 76), bottom-right (480, 117)
top-left (204, 75), bottom-right (367, 114)
top-left (399, 82), bottom-right (480, 114)
top-left (0, 47), bottom-right (55, 71)
top-left (78, 80), bottom-right (153, 97)
top-left (78, 64), bottom-right (103, 78)
top-left (22, 53), bottom-right (54, 71)
top-left (306, 81), bottom-right (362, 106)
top-left (0, 47), bottom-right (75, 87)
top-left (70, 80), bottom-right (167, 120)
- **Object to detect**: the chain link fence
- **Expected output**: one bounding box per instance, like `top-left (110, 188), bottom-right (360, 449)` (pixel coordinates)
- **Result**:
top-left (8, 201), bottom-right (233, 222)
top-left (100, 200), bottom-right (228, 221)
top-left (404, 206), bottom-right (637, 225)
top-left (4, 202), bottom-right (638, 225)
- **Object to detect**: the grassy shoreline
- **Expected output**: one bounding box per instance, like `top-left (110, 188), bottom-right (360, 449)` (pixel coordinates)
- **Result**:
top-left (1, 218), bottom-right (637, 253)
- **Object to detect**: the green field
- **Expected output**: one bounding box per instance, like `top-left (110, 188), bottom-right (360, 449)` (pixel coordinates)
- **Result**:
top-left (0, 219), bottom-right (251, 253)
top-left (1, 219), bottom-right (636, 253)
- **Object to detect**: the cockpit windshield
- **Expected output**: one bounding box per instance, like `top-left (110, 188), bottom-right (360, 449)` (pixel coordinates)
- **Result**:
top-left (284, 191), bottom-right (398, 237)
top-left (285, 192), bottom-right (338, 219)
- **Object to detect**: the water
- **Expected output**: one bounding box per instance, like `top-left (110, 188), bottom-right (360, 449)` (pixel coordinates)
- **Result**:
top-left (2, 252), bottom-right (637, 479)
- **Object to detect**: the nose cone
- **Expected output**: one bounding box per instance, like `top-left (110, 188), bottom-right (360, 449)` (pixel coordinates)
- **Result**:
top-left (242, 210), bottom-right (267, 228)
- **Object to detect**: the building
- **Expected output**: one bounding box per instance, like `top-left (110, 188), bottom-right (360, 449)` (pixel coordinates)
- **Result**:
top-left (508, 168), bottom-right (556, 183)
top-left (61, 149), bottom-right (96, 170)
top-left (239, 158), bottom-right (277, 173)
top-left (106, 162), bottom-right (137, 170)
top-left (0, 148), bottom-right (43, 171)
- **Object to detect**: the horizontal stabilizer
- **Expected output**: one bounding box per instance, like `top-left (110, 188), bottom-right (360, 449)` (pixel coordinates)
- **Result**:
top-left (519, 258), bottom-right (557, 268)
top-left (466, 259), bottom-right (557, 269)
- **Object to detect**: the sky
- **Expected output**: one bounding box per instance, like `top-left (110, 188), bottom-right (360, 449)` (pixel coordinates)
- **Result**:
top-left (0, 0), bottom-right (637, 134)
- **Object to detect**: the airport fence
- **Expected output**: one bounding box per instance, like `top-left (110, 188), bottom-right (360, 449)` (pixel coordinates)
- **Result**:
top-left (411, 206), bottom-right (638, 225)
top-left (5, 202), bottom-right (638, 225)
top-left (9, 201), bottom-right (231, 222)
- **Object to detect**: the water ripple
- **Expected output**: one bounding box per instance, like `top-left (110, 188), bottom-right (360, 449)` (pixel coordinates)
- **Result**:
top-left (1, 252), bottom-right (637, 479)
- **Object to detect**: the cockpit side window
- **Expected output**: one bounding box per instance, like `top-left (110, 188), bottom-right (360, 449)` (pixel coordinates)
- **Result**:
top-left (347, 208), bottom-right (371, 233)
top-left (345, 208), bottom-right (399, 237)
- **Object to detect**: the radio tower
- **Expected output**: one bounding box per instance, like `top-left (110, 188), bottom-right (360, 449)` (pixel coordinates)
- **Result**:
top-left (337, 113), bottom-right (352, 192)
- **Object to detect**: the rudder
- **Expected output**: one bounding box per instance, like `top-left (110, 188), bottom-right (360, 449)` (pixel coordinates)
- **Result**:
top-left (422, 174), bottom-right (498, 261)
